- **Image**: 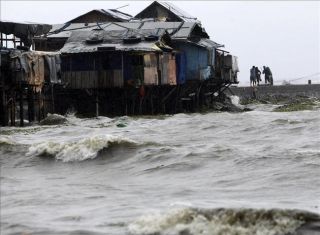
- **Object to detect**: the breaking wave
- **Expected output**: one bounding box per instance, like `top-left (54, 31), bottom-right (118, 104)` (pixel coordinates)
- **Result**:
top-left (26, 135), bottom-right (138, 162)
top-left (128, 207), bottom-right (320, 235)
top-left (0, 136), bottom-right (16, 146)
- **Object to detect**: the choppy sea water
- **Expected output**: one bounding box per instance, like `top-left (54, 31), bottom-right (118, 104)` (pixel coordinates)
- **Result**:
top-left (1, 97), bottom-right (320, 235)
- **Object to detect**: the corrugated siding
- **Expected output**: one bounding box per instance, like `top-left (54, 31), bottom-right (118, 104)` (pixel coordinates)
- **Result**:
top-left (62, 70), bottom-right (123, 89)
top-left (168, 54), bottom-right (177, 85)
top-left (144, 54), bottom-right (158, 85)
top-left (173, 42), bottom-right (208, 80)
top-left (159, 53), bottom-right (177, 85)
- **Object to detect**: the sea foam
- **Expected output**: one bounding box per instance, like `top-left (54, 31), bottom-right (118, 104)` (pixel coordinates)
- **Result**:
top-left (26, 135), bottom-right (137, 162)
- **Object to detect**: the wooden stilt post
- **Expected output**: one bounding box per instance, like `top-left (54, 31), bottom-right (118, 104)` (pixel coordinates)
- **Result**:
top-left (132, 91), bottom-right (135, 115)
top-left (28, 86), bottom-right (35, 123)
top-left (95, 90), bottom-right (99, 117)
top-left (174, 84), bottom-right (180, 114)
top-left (51, 84), bottom-right (55, 113)
top-left (10, 91), bottom-right (16, 126)
top-left (13, 35), bottom-right (16, 48)
top-left (9, 102), bottom-right (13, 126)
top-left (38, 91), bottom-right (41, 122)
top-left (19, 87), bottom-right (24, 127)
top-left (150, 87), bottom-right (154, 115)
top-left (125, 89), bottom-right (128, 115)
top-left (13, 91), bottom-right (16, 126)
top-left (0, 89), bottom-right (8, 126)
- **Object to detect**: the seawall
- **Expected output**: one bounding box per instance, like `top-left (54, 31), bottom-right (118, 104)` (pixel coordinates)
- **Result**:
top-left (228, 84), bottom-right (320, 99)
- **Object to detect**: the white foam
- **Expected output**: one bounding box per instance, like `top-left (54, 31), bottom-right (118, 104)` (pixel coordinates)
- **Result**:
top-left (128, 208), bottom-right (308, 235)
top-left (0, 136), bottom-right (15, 145)
top-left (229, 95), bottom-right (242, 107)
top-left (26, 135), bottom-right (137, 162)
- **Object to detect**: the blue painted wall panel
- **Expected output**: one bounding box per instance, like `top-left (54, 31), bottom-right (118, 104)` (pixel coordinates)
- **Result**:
top-left (173, 42), bottom-right (208, 80)
top-left (175, 52), bottom-right (186, 84)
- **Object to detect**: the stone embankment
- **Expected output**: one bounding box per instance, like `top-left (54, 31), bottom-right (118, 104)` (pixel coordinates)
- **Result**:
top-left (228, 84), bottom-right (320, 100)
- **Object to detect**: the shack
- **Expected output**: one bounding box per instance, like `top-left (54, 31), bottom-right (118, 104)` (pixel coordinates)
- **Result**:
top-left (59, 28), bottom-right (174, 88)
top-left (0, 21), bottom-right (62, 126)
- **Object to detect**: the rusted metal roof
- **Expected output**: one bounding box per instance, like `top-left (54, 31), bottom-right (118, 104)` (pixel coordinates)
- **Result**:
top-left (60, 29), bottom-right (170, 54)
top-left (47, 22), bottom-right (200, 39)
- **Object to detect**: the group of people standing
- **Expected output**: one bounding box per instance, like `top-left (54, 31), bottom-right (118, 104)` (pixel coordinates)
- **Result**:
top-left (250, 66), bottom-right (273, 86)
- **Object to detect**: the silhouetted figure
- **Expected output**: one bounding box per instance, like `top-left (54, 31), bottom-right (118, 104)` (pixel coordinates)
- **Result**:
top-left (263, 66), bottom-right (273, 85)
top-left (250, 66), bottom-right (257, 86)
top-left (255, 66), bottom-right (262, 86)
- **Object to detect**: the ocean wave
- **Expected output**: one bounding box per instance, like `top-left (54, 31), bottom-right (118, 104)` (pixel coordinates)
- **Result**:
top-left (0, 136), bottom-right (16, 146)
top-left (128, 207), bottom-right (320, 235)
top-left (26, 135), bottom-right (138, 162)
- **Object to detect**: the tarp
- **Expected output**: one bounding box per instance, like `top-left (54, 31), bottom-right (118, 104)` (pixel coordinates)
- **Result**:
top-left (9, 49), bottom-right (60, 89)
top-left (0, 20), bottom-right (52, 47)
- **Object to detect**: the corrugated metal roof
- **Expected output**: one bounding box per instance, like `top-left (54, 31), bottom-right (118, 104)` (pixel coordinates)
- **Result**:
top-left (100, 22), bottom-right (141, 31)
top-left (60, 29), bottom-right (167, 54)
top-left (47, 22), bottom-right (196, 39)
top-left (140, 21), bottom-right (183, 35)
top-left (173, 38), bottom-right (223, 49)
top-left (157, 1), bottom-right (199, 23)
top-left (197, 38), bottom-right (224, 48)
top-left (101, 9), bottom-right (132, 21)
top-left (170, 22), bottom-right (195, 38)
top-left (68, 9), bottom-right (132, 23)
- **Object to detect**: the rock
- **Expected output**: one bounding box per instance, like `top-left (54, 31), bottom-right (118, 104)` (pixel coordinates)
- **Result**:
top-left (40, 114), bottom-right (67, 125)
top-left (116, 123), bottom-right (127, 128)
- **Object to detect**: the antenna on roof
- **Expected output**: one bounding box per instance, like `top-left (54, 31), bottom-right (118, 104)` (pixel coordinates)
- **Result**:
top-left (114, 4), bottom-right (129, 10)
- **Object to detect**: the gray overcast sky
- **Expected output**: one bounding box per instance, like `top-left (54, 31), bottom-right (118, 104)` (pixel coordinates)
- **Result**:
top-left (1, 1), bottom-right (319, 85)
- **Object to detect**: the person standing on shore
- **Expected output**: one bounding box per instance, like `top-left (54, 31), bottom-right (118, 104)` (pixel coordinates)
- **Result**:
top-left (255, 66), bottom-right (262, 86)
top-left (250, 66), bottom-right (257, 86)
top-left (263, 66), bottom-right (273, 85)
